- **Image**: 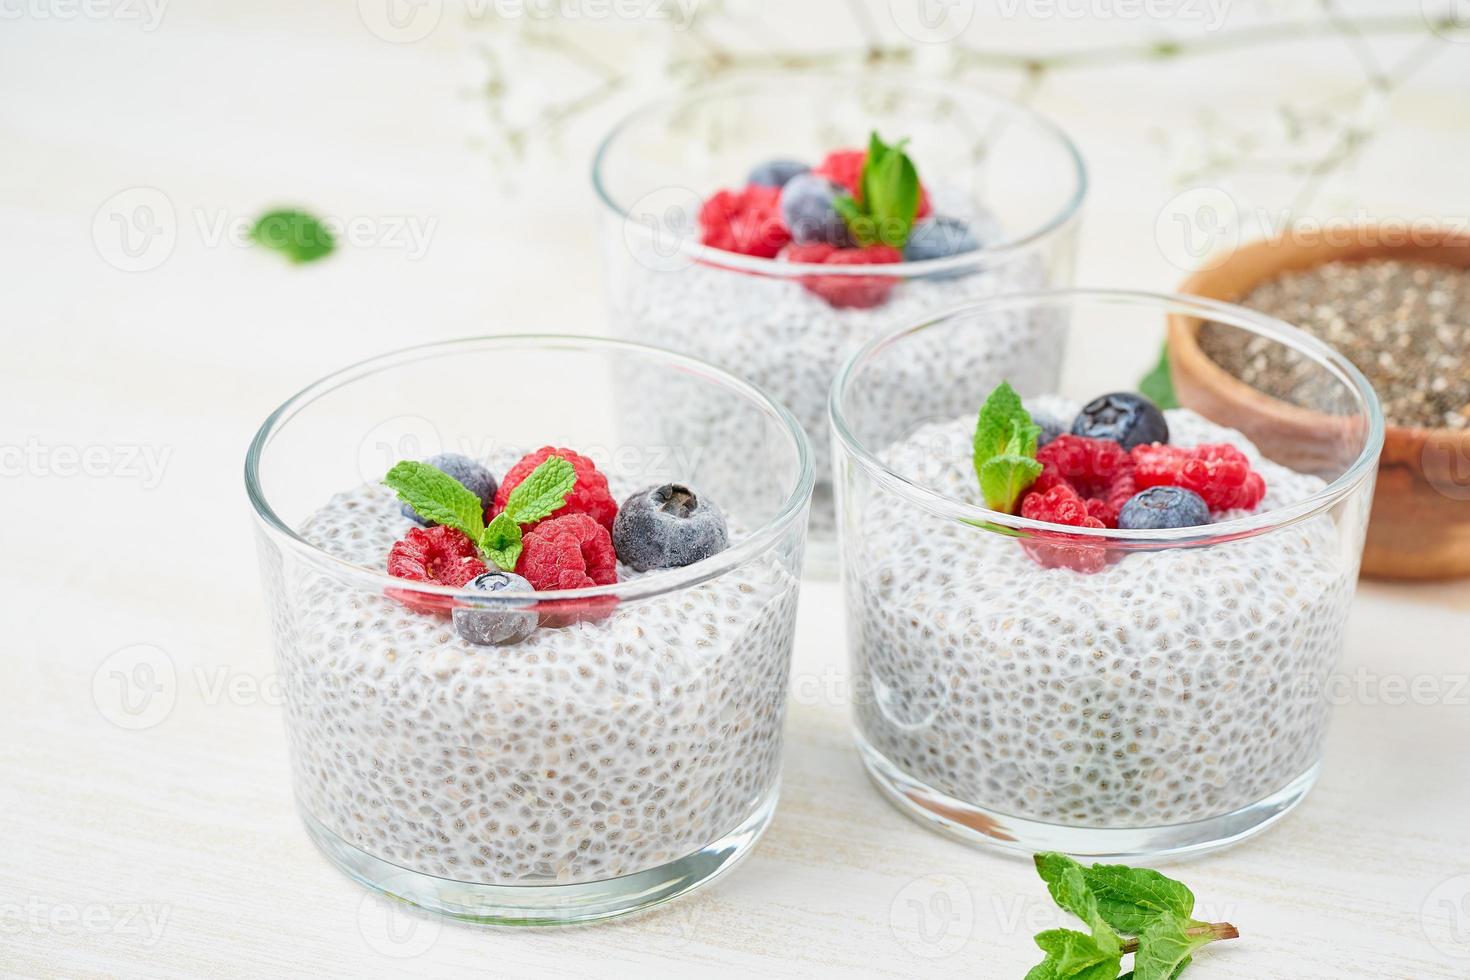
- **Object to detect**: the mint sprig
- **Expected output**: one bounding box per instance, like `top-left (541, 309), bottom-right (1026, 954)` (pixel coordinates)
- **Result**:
top-left (383, 455), bottom-right (577, 573)
top-left (251, 208), bottom-right (335, 264)
top-left (834, 131), bottom-right (922, 248)
top-left (973, 381), bottom-right (1043, 514)
top-left (1025, 853), bottom-right (1239, 980)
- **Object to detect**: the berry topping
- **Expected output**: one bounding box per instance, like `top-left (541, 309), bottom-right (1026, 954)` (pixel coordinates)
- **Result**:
top-left (1131, 442), bottom-right (1266, 512)
top-left (746, 158), bottom-right (809, 188)
top-left (612, 484), bottom-right (730, 572)
top-left (903, 216), bottom-right (981, 263)
top-left (783, 242), bottom-right (902, 309)
top-left (452, 571), bottom-right (537, 646)
top-left (1018, 484), bottom-right (1108, 574)
top-left (779, 172), bottom-right (852, 246)
top-left (1033, 434), bottom-right (1137, 528)
top-left (516, 513), bottom-right (619, 592)
top-left (1117, 486), bottom-right (1211, 531)
top-left (814, 147), bottom-right (932, 219)
top-left (1070, 392), bottom-right (1170, 450)
top-left (386, 525), bottom-right (488, 615)
top-left (399, 453), bottom-right (497, 526)
top-left (494, 447), bottom-right (617, 531)
top-left (698, 185), bottom-right (790, 258)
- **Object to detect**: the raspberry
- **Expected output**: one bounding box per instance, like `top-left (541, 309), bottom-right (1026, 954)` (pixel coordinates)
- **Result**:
top-left (1131, 443), bottom-right (1266, 512)
top-left (386, 525), bottom-right (488, 615)
top-left (516, 513), bottom-right (619, 591)
top-left (783, 242), bottom-right (902, 309)
top-left (1034, 434), bottom-right (1136, 528)
top-left (813, 148), bottom-right (933, 219)
top-left (698, 185), bottom-right (790, 258)
top-left (1018, 484), bottom-right (1108, 573)
top-left (494, 447), bottom-right (618, 531)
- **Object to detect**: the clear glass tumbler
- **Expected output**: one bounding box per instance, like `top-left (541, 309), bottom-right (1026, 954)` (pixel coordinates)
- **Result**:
top-left (594, 73), bottom-right (1085, 566)
top-left (246, 336), bottom-right (812, 924)
top-left (830, 290), bottom-right (1383, 858)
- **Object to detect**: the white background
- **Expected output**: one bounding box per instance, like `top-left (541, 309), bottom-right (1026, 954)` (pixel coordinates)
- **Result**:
top-left (3, 1), bottom-right (1470, 976)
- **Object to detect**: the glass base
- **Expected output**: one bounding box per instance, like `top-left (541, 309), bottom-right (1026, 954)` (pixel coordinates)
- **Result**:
top-left (300, 789), bottom-right (777, 926)
top-left (857, 734), bottom-right (1319, 860)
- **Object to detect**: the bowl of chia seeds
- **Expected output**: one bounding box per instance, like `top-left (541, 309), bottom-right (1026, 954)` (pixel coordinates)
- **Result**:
top-left (1174, 227), bottom-right (1470, 579)
top-left (593, 73), bottom-right (1086, 569)
top-left (829, 290), bottom-right (1383, 859)
top-left (246, 336), bottom-right (813, 924)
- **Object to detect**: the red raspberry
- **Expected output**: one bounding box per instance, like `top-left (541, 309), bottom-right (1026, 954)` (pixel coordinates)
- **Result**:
top-left (494, 447), bottom-right (618, 531)
top-left (1034, 435), bottom-right (1136, 528)
top-left (386, 525), bottom-right (488, 615)
top-left (698, 185), bottom-right (790, 258)
top-left (1132, 443), bottom-right (1266, 512)
top-left (1018, 484), bottom-right (1108, 573)
top-left (813, 148), bottom-right (933, 219)
top-left (783, 242), bottom-right (902, 309)
top-left (516, 513), bottom-right (619, 591)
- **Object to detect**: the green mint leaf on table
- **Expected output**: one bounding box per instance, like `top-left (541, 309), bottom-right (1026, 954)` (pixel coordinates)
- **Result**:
top-left (1082, 864), bottom-right (1196, 935)
top-left (478, 512), bottom-right (523, 572)
top-left (1023, 930), bottom-right (1122, 980)
top-left (1131, 913), bottom-right (1237, 980)
top-left (1139, 342), bottom-right (1180, 410)
top-left (383, 461), bottom-right (485, 540)
top-left (250, 209), bottom-right (335, 264)
top-left (1033, 854), bottom-right (1120, 953)
top-left (973, 381), bottom-right (1043, 513)
top-left (503, 455), bottom-right (577, 524)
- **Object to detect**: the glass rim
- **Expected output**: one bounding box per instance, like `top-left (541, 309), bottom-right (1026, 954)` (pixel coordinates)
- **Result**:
top-left (590, 71), bottom-right (1089, 278)
top-left (245, 334), bottom-right (816, 603)
top-left (828, 287), bottom-right (1386, 544)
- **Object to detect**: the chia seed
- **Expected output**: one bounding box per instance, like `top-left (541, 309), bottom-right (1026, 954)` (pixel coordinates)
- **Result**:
top-left (1200, 259), bottom-right (1470, 430)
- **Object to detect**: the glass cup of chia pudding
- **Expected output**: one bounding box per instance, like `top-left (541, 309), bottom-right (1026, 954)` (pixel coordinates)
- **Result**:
top-left (592, 73), bottom-right (1086, 567)
top-left (246, 336), bottom-right (813, 924)
top-left (829, 290), bottom-right (1384, 858)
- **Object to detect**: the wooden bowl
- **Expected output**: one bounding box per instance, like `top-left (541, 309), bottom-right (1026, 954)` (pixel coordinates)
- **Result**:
top-left (1173, 227), bottom-right (1470, 580)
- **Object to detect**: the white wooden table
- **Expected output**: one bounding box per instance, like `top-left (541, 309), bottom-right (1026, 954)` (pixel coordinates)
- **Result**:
top-left (4, 4), bottom-right (1469, 977)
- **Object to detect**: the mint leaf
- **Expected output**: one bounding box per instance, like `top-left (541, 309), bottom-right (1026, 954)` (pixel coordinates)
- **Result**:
top-left (972, 381), bottom-right (1042, 513)
top-left (865, 135), bottom-right (920, 247)
top-left (1024, 929), bottom-right (1122, 980)
top-left (1033, 854), bottom-right (1120, 954)
top-left (833, 194), bottom-right (876, 246)
top-left (383, 461), bottom-right (486, 540)
top-left (1082, 864), bottom-right (1196, 935)
top-left (981, 453), bottom-right (1044, 514)
top-left (1139, 342), bottom-right (1180, 410)
top-left (1131, 913), bottom-right (1217, 980)
top-left (251, 209), bottom-right (335, 264)
top-left (503, 455), bottom-right (577, 524)
top-left (478, 512), bottom-right (523, 572)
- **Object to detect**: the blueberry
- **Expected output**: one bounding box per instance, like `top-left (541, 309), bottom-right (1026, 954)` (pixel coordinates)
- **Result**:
top-left (1117, 486), bottom-right (1210, 530)
top-left (612, 484), bottom-right (729, 572)
top-left (903, 216), bottom-right (981, 262)
top-left (452, 572), bottom-right (537, 645)
top-left (1034, 414), bottom-right (1066, 449)
top-left (400, 453), bottom-right (497, 526)
top-left (779, 173), bottom-right (850, 246)
top-left (1070, 392), bottom-right (1169, 450)
top-left (747, 159), bottom-right (809, 188)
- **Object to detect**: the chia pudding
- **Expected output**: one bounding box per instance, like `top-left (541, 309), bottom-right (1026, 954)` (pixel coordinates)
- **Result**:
top-left (846, 398), bottom-right (1356, 829)
top-left (276, 450), bottom-right (800, 886)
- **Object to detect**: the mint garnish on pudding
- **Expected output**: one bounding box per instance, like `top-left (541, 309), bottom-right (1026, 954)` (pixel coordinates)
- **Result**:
top-left (972, 380), bottom-right (1043, 514)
